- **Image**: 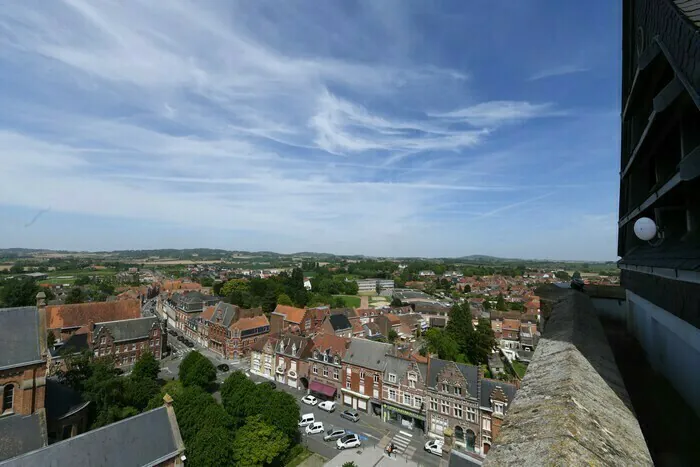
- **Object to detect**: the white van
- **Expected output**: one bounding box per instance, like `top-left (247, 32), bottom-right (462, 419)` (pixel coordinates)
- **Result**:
top-left (298, 413), bottom-right (315, 427)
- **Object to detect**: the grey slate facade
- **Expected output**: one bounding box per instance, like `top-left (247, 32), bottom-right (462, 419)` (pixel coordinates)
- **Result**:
top-left (0, 307), bottom-right (42, 370)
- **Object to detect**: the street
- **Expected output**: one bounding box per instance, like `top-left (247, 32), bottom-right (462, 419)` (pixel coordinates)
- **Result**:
top-left (148, 299), bottom-right (440, 466)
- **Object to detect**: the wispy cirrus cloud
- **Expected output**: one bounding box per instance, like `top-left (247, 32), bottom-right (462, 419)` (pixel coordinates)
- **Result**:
top-left (0, 0), bottom-right (621, 259)
top-left (529, 64), bottom-right (590, 81)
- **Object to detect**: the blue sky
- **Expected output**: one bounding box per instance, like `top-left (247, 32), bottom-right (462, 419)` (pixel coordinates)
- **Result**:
top-left (0, 0), bottom-right (621, 260)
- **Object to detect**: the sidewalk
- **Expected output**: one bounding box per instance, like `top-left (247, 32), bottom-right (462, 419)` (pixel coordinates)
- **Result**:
top-left (324, 445), bottom-right (421, 467)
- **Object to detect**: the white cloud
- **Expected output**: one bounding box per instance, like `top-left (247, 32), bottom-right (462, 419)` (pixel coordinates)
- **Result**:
top-left (431, 101), bottom-right (562, 127)
top-left (529, 65), bottom-right (590, 81)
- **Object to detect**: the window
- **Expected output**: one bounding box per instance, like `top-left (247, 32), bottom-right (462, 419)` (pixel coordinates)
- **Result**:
top-left (409, 379), bottom-right (416, 389)
top-left (430, 398), bottom-right (438, 411)
top-left (131, 343), bottom-right (136, 350)
top-left (2, 385), bottom-right (14, 413)
top-left (346, 379), bottom-right (351, 389)
top-left (483, 418), bottom-right (491, 432)
top-left (313, 365), bottom-right (318, 374)
top-left (454, 387), bottom-right (462, 396)
top-left (441, 383), bottom-right (448, 392)
top-left (115, 346), bottom-right (120, 354)
top-left (373, 374), bottom-right (379, 383)
top-left (359, 370), bottom-right (365, 382)
top-left (467, 407), bottom-right (477, 422)
top-left (403, 393), bottom-right (412, 406)
top-left (155, 339), bottom-right (160, 347)
top-left (494, 403), bottom-right (504, 415)
top-left (454, 404), bottom-right (463, 418)
top-left (94, 350), bottom-right (99, 357)
top-left (389, 373), bottom-right (397, 383)
top-left (305, 319), bottom-right (311, 329)
top-left (414, 396), bottom-right (423, 408)
top-left (323, 367), bottom-right (329, 377)
top-left (388, 389), bottom-right (397, 401)
top-left (441, 400), bottom-right (450, 414)
top-left (130, 356), bottom-right (136, 363)
top-left (346, 367), bottom-right (351, 375)
top-left (333, 369), bottom-right (339, 380)
top-left (100, 337), bottom-right (106, 345)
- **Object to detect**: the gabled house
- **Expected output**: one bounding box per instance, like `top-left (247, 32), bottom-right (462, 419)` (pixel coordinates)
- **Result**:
top-left (376, 313), bottom-right (401, 338)
top-left (362, 322), bottom-right (383, 340)
top-left (273, 335), bottom-right (314, 389)
top-left (320, 314), bottom-right (353, 338)
top-left (270, 305), bottom-right (311, 335)
top-left (46, 300), bottom-right (141, 344)
top-left (478, 379), bottom-right (517, 455)
top-left (228, 315), bottom-right (270, 359)
top-left (308, 334), bottom-right (351, 401)
top-left (250, 336), bottom-right (279, 380)
top-left (203, 302), bottom-right (267, 359)
top-left (341, 339), bottom-right (392, 416)
top-left (381, 355), bottom-right (428, 432)
top-left (91, 316), bottom-right (165, 368)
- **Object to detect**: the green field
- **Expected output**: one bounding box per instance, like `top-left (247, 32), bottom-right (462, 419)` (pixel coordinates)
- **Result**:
top-left (332, 295), bottom-right (361, 307)
top-left (512, 360), bottom-right (528, 379)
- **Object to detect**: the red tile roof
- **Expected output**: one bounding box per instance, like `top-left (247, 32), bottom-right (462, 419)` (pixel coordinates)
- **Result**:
top-left (311, 333), bottom-right (350, 356)
top-left (200, 305), bottom-right (216, 322)
top-left (230, 314), bottom-right (270, 332)
top-left (273, 305), bottom-right (307, 324)
top-left (47, 299), bottom-right (141, 330)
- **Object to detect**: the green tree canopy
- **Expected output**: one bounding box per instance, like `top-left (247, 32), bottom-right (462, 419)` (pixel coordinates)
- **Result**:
top-left (64, 287), bottom-right (85, 304)
top-left (276, 293), bottom-right (293, 306)
top-left (388, 329), bottom-right (399, 342)
top-left (390, 297), bottom-right (403, 307)
top-left (131, 351), bottom-right (160, 381)
top-left (423, 328), bottom-right (462, 361)
top-left (495, 293), bottom-right (507, 311)
top-left (0, 277), bottom-right (39, 307)
top-left (330, 296), bottom-right (345, 308)
top-left (187, 425), bottom-right (236, 467)
top-left (232, 415), bottom-right (290, 467)
top-left (179, 351), bottom-right (216, 389)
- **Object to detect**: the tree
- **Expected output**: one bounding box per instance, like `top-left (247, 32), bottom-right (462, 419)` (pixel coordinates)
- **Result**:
top-left (179, 351), bottom-right (216, 389)
top-left (330, 296), bottom-right (345, 308)
top-left (276, 293), bottom-right (293, 306)
top-left (221, 371), bottom-right (258, 427)
top-left (554, 271), bottom-right (571, 281)
top-left (483, 300), bottom-right (492, 310)
top-left (131, 351), bottom-right (160, 381)
top-left (388, 329), bottom-right (399, 342)
top-left (0, 277), bottom-right (39, 307)
top-left (65, 287), bottom-right (85, 304)
top-left (390, 297), bottom-right (403, 307)
top-left (496, 293), bottom-right (507, 311)
top-left (74, 275), bottom-right (91, 286)
top-left (232, 416), bottom-right (290, 466)
top-left (187, 425), bottom-right (236, 467)
top-left (343, 463), bottom-right (359, 467)
top-left (9, 263), bottom-right (24, 274)
top-left (46, 330), bottom-right (56, 348)
top-left (423, 328), bottom-right (461, 361)
top-left (376, 282), bottom-right (383, 295)
top-left (463, 284), bottom-right (471, 293)
top-left (221, 279), bottom-right (249, 298)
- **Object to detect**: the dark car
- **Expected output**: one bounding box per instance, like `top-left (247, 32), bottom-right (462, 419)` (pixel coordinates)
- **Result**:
top-left (185, 341), bottom-right (195, 348)
top-left (168, 330), bottom-right (177, 336)
top-left (257, 380), bottom-right (276, 390)
top-left (217, 364), bottom-right (230, 372)
top-left (340, 410), bottom-right (360, 422)
top-left (177, 335), bottom-right (185, 342)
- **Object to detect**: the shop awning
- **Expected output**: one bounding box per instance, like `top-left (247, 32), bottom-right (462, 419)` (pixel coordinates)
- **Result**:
top-left (382, 402), bottom-right (426, 421)
top-left (309, 381), bottom-right (336, 398)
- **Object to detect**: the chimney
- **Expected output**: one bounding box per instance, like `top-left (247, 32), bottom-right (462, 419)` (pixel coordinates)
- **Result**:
top-left (36, 292), bottom-right (48, 356)
top-left (163, 393), bottom-right (174, 407)
top-left (88, 320), bottom-right (95, 345)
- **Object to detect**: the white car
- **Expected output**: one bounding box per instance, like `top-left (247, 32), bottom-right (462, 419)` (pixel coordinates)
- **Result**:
top-left (298, 413), bottom-right (315, 427)
top-left (305, 421), bottom-right (324, 435)
top-left (336, 433), bottom-right (361, 450)
top-left (424, 439), bottom-right (444, 456)
top-left (301, 395), bottom-right (318, 406)
top-left (318, 400), bottom-right (336, 412)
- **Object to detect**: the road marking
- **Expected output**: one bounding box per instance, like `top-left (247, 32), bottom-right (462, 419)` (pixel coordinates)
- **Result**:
top-left (399, 430), bottom-right (413, 437)
top-left (362, 432), bottom-right (380, 440)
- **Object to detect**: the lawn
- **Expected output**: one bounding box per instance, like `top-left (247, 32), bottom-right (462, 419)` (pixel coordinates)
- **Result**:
top-left (39, 277), bottom-right (76, 286)
top-left (332, 295), bottom-right (361, 308)
top-left (512, 360), bottom-right (528, 379)
top-left (284, 447), bottom-right (315, 467)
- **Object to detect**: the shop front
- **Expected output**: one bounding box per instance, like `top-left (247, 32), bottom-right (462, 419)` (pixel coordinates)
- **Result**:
top-left (309, 380), bottom-right (337, 401)
top-left (341, 388), bottom-right (370, 412)
top-left (382, 401), bottom-right (426, 432)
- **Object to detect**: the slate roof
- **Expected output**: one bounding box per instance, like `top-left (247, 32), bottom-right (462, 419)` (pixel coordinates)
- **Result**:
top-left (342, 338), bottom-right (392, 371)
top-left (45, 379), bottom-right (89, 422)
top-left (328, 314), bottom-right (352, 332)
top-left (449, 449), bottom-right (483, 467)
top-left (0, 307), bottom-right (42, 369)
top-left (277, 335), bottom-right (314, 359)
top-left (93, 316), bottom-right (159, 343)
top-left (0, 413), bottom-right (46, 462)
top-left (1, 407), bottom-right (181, 467)
top-left (209, 302), bottom-right (238, 327)
top-left (49, 333), bottom-right (89, 358)
top-left (479, 379), bottom-right (518, 411)
top-left (383, 355), bottom-right (410, 381)
top-left (46, 300), bottom-right (141, 330)
top-left (426, 358), bottom-right (479, 396)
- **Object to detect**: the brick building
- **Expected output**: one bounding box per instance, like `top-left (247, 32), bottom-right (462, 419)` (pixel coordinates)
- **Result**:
top-left (46, 300), bottom-right (141, 343)
top-left (381, 355), bottom-right (428, 432)
top-left (250, 336), bottom-right (279, 380)
top-left (200, 302), bottom-right (268, 359)
top-left (274, 335), bottom-right (314, 390)
top-left (341, 338), bottom-right (392, 416)
top-left (269, 305), bottom-right (311, 335)
top-left (307, 334), bottom-right (351, 401)
top-left (90, 316), bottom-right (165, 369)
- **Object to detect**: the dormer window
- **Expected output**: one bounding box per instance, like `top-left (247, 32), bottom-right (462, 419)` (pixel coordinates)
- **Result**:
top-left (442, 383), bottom-right (448, 393)
top-left (291, 343), bottom-right (297, 355)
top-left (389, 373), bottom-right (397, 383)
top-left (494, 402), bottom-right (504, 415)
top-left (334, 355), bottom-right (340, 364)
top-left (314, 350), bottom-right (320, 360)
top-left (454, 386), bottom-right (462, 396)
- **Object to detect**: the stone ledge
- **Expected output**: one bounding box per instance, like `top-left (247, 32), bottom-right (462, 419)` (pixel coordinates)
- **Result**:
top-left (483, 289), bottom-right (652, 466)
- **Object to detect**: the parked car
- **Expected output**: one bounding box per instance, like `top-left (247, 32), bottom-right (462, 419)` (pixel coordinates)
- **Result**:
top-left (177, 335), bottom-right (185, 342)
top-left (305, 421), bottom-right (324, 435)
top-left (257, 380), bottom-right (277, 390)
top-left (168, 330), bottom-right (177, 336)
top-left (336, 433), bottom-right (361, 450)
top-left (424, 439), bottom-right (444, 456)
top-left (185, 341), bottom-right (195, 348)
top-left (217, 364), bottom-right (230, 372)
top-left (318, 400), bottom-right (336, 412)
top-left (301, 395), bottom-right (318, 406)
top-left (340, 410), bottom-right (360, 422)
top-left (323, 428), bottom-right (346, 442)
top-left (298, 413), bottom-right (315, 427)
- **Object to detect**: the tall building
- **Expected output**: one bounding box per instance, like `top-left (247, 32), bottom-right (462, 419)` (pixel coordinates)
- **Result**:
top-left (619, 0), bottom-right (700, 415)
